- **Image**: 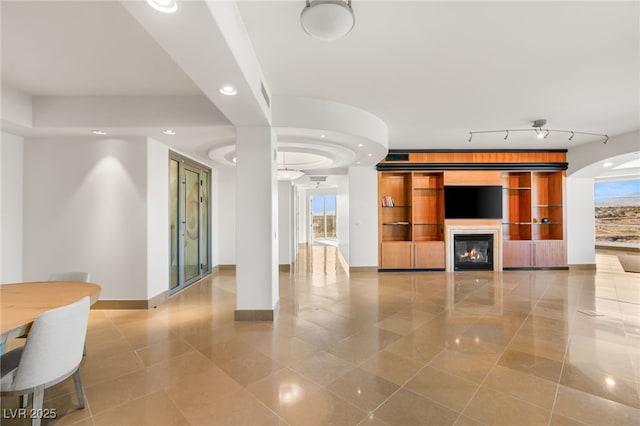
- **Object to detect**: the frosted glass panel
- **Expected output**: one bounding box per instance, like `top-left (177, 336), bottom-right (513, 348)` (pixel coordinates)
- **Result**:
top-left (184, 169), bottom-right (200, 282)
top-left (169, 159), bottom-right (180, 290)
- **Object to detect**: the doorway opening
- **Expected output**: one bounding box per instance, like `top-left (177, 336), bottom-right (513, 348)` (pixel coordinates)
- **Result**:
top-left (311, 193), bottom-right (337, 246)
top-left (169, 153), bottom-right (212, 293)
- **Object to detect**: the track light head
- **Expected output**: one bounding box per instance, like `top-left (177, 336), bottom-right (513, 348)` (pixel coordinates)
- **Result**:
top-left (544, 129), bottom-right (550, 139)
top-left (568, 131), bottom-right (574, 141)
top-left (532, 119), bottom-right (547, 129)
top-left (603, 135), bottom-right (609, 144)
top-left (468, 132), bottom-right (473, 142)
top-left (504, 130), bottom-right (509, 140)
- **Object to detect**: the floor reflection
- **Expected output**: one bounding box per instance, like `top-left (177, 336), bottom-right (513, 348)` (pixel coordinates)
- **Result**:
top-left (2, 250), bottom-right (638, 425)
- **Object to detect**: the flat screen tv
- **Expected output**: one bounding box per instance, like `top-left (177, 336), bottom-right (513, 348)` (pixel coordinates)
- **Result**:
top-left (444, 186), bottom-right (503, 219)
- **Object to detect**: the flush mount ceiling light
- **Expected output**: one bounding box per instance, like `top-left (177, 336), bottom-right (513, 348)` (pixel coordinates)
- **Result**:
top-left (278, 152), bottom-right (305, 181)
top-left (468, 119), bottom-right (609, 144)
top-left (162, 129), bottom-right (176, 136)
top-left (146, 0), bottom-right (178, 14)
top-left (301, 0), bottom-right (355, 41)
top-left (219, 85), bottom-right (237, 96)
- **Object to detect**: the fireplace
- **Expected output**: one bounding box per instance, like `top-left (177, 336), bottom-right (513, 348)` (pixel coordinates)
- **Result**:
top-left (453, 234), bottom-right (494, 271)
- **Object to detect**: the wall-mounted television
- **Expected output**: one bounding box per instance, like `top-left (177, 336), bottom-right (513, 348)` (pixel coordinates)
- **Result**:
top-left (444, 186), bottom-right (503, 219)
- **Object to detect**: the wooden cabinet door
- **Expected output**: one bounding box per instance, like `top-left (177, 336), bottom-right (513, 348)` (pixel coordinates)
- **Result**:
top-left (503, 240), bottom-right (533, 268)
top-left (533, 240), bottom-right (566, 267)
top-left (380, 242), bottom-right (413, 269)
top-left (414, 241), bottom-right (445, 269)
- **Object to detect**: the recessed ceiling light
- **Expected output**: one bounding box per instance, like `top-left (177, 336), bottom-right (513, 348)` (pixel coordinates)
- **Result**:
top-left (146, 0), bottom-right (178, 14)
top-left (219, 85), bottom-right (237, 96)
top-left (356, 161), bottom-right (361, 164)
top-left (368, 153), bottom-right (372, 157)
top-left (162, 129), bottom-right (176, 136)
top-left (321, 134), bottom-right (326, 138)
top-left (91, 130), bottom-right (107, 136)
top-left (358, 143), bottom-right (363, 147)
top-left (602, 162), bottom-right (613, 168)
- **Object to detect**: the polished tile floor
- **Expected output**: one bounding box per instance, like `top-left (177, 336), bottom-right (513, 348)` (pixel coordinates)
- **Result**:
top-left (2, 248), bottom-right (639, 425)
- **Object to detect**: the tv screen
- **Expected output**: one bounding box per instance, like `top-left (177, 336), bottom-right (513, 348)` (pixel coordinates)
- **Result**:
top-left (444, 186), bottom-right (503, 219)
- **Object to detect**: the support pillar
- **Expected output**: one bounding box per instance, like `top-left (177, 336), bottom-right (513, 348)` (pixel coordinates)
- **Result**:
top-left (234, 126), bottom-right (279, 320)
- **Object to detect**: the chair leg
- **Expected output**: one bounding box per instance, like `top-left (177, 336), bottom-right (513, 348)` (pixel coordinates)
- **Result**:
top-left (31, 385), bottom-right (44, 426)
top-left (72, 369), bottom-right (85, 409)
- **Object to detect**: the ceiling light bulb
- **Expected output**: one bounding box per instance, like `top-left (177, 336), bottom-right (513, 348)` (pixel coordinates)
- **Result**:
top-left (537, 131), bottom-right (544, 139)
top-left (301, 0), bottom-right (355, 41)
top-left (603, 162), bottom-right (613, 168)
top-left (162, 129), bottom-right (176, 136)
top-left (91, 130), bottom-right (107, 135)
top-left (219, 85), bottom-right (237, 96)
top-left (146, 0), bottom-right (178, 14)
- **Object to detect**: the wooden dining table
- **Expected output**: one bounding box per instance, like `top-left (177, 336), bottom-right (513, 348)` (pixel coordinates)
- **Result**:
top-left (0, 281), bottom-right (102, 346)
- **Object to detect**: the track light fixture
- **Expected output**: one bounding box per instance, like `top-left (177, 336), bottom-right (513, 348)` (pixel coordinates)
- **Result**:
top-left (468, 119), bottom-right (609, 144)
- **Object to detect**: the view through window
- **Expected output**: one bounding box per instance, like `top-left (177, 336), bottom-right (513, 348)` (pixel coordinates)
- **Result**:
top-left (595, 178), bottom-right (640, 245)
top-left (312, 194), bottom-right (336, 239)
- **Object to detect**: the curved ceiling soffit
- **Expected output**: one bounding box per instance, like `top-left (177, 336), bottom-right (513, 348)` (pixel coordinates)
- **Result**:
top-left (207, 96), bottom-right (389, 170)
top-left (568, 130), bottom-right (640, 178)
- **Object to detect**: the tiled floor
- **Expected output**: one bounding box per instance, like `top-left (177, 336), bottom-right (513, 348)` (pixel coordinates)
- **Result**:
top-left (2, 248), bottom-right (639, 425)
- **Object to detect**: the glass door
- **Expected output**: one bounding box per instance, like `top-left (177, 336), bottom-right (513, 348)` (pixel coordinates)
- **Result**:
top-left (169, 153), bottom-right (211, 293)
top-left (184, 166), bottom-right (201, 284)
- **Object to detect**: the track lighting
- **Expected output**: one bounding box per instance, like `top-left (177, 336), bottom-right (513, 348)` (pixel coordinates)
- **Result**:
top-left (468, 119), bottom-right (609, 144)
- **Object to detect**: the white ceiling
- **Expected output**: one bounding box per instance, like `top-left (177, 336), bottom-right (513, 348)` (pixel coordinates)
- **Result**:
top-left (1, 1), bottom-right (639, 171)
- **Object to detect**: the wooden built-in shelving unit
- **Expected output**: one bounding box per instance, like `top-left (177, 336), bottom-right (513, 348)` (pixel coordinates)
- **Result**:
top-left (378, 150), bottom-right (567, 270)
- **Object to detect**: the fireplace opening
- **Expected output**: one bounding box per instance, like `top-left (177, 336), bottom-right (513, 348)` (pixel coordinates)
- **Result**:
top-left (454, 234), bottom-right (493, 271)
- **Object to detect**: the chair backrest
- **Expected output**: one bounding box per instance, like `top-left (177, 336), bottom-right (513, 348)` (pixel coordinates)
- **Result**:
top-left (11, 297), bottom-right (90, 391)
top-left (48, 272), bottom-right (91, 282)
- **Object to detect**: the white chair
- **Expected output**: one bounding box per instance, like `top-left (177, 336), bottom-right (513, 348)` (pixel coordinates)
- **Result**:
top-left (49, 272), bottom-right (91, 355)
top-left (0, 297), bottom-right (90, 426)
top-left (48, 272), bottom-right (91, 282)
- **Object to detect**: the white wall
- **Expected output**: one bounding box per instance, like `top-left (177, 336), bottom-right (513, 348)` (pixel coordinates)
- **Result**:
top-left (146, 139), bottom-right (169, 299)
top-left (566, 177), bottom-right (596, 265)
top-left (0, 132), bottom-right (24, 283)
top-left (332, 175), bottom-right (350, 264)
top-left (297, 185), bottom-right (308, 246)
top-left (216, 168), bottom-right (236, 265)
top-left (348, 167), bottom-right (378, 267)
top-left (278, 180), bottom-right (293, 265)
top-left (22, 137), bottom-right (149, 300)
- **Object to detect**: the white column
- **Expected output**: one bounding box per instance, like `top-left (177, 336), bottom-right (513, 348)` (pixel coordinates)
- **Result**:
top-left (278, 180), bottom-right (293, 267)
top-left (566, 177), bottom-right (596, 266)
top-left (235, 127), bottom-right (279, 320)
